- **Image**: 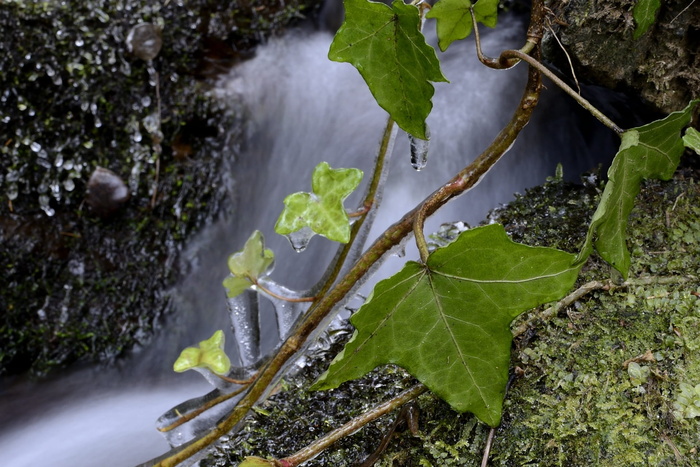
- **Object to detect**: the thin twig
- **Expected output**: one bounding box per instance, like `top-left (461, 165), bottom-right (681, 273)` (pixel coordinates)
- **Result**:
top-left (480, 428), bottom-right (496, 467)
top-left (546, 23), bottom-right (580, 94)
top-left (254, 281), bottom-right (316, 303)
top-left (512, 275), bottom-right (698, 338)
top-left (279, 384), bottom-right (428, 466)
top-left (156, 384), bottom-right (250, 433)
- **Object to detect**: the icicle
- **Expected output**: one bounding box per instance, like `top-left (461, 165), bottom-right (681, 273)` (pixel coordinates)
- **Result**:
top-left (409, 124), bottom-right (430, 171)
top-left (285, 226), bottom-right (315, 252)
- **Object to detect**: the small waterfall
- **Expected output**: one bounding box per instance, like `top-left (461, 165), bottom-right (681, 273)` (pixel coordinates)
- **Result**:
top-left (0, 13), bottom-right (618, 467)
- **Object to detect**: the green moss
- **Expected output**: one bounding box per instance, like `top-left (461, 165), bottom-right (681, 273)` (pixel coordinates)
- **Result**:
top-left (206, 170), bottom-right (700, 466)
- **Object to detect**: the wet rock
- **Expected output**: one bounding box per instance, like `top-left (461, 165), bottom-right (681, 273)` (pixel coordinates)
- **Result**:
top-left (86, 167), bottom-right (130, 218)
top-left (126, 23), bottom-right (163, 62)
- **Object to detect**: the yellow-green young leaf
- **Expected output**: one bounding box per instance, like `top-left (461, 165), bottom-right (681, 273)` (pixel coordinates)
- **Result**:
top-left (313, 224), bottom-right (580, 427)
top-left (576, 100), bottom-right (699, 278)
top-left (633, 0), bottom-right (660, 39)
top-left (329, 0), bottom-right (448, 139)
top-left (275, 162), bottom-right (363, 243)
top-left (173, 330), bottom-right (231, 375)
top-left (427, 0), bottom-right (499, 52)
top-left (684, 127), bottom-right (700, 154)
top-left (238, 457), bottom-right (277, 466)
top-left (222, 230), bottom-right (275, 298)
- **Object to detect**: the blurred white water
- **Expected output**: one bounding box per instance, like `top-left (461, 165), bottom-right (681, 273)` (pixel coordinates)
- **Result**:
top-left (0, 12), bottom-right (618, 467)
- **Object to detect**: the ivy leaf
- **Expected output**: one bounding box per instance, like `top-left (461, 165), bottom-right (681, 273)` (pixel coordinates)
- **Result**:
top-left (313, 224), bottom-right (580, 426)
top-left (173, 330), bottom-right (231, 375)
top-left (427, 0), bottom-right (499, 52)
top-left (683, 127), bottom-right (700, 154)
top-left (275, 162), bottom-right (363, 244)
top-left (576, 100), bottom-right (698, 278)
top-left (222, 230), bottom-right (275, 298)
top-left (329, 0), bottom-right (448, 139)
top-left (633, 0), bottom-right (661, 39)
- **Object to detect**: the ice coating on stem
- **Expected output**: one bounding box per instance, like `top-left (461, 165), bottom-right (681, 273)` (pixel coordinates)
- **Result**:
top-left (258, 277), bottom-right (311, 339)
top-left (226, 292), bottom-right (261, 367)
top-left (409, 124), bottom-right (430, 171)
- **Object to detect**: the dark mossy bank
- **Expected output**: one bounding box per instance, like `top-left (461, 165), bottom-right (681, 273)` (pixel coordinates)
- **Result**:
top-left (203, 163), bottom-right (700, 466)
top-left (0, 0), bottom-right (322, 377)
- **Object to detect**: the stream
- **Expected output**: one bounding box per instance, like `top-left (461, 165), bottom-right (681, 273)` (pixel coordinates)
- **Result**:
top-left (0, 10), bottom-right (618, 467)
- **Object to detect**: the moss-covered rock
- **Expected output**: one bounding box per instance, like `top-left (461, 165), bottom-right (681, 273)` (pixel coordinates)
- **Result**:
top-left (0, 0), bottom-right (322, 377)
top-left (543, 0), bottom-right (699, 114)
top-left (204, 163), bottom-right (700, 466)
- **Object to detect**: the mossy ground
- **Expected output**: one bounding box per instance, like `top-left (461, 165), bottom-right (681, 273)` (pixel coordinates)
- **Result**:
top-left (0, 0), bottom-right (321, 377)
top-left (206, 163), bottom-right (700, 466)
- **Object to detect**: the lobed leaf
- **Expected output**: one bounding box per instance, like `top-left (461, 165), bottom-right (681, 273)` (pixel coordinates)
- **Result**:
top-left (576, 100), bottom-right (698, 278)
top-left (275, 162), bottom-right (363, 244)
top-left (427, 0), bottom-right (499, 52)
top-left (173, 330), bottom-right (231, 375)
top-left (222, 230), bottom-right (275, 298)
top-left (329, 0), bottom-right (448, 139)
top-left (632, 0), bottom-right (661, 39)
top-left (314, 224), bottom-right (580, 426)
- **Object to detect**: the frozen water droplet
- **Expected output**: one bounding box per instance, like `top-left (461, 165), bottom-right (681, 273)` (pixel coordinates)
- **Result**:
top-left (54, 153), bottom-right (64, 168)
top-left (409, 125), bottom-right (430, 171)
top-left (392, 244), bottom-right (406, 258)
top-left (30, 141), bottom-right (42, 153)
top-left (75, 37), bottom-right (84, 47)
top-left (6, 183), bottom-right (18, 201)
top-left (142, 113), bottom-right (159, 134)
top-left (285, 226), bottom-right (315, 252)
top-left (63, 178), bottom-right (75, 192)
top-left (39, 195), bottom-right (55, 216)
top-left (126, 23), bottom-right (163, 61)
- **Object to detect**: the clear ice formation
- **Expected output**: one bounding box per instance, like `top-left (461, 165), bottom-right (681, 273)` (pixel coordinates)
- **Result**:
top-left (156, 276), bottom-right (314, 450)
top-left (285, 225), bottom-right (316, 252)
top-left (409, 124), bottom-right (430, 171)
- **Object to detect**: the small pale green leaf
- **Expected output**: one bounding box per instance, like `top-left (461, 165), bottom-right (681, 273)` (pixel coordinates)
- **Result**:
top-left (683, 127), bottom-right (700, 154)
top-left (275, 162), bottom-right (363, 243)
top-left (173, 330), bottom-right (231, 375)
top-left (314, 224), bottom-right (580, 426)
top-left (633, 0), bottom-right (660, 39)
top-left (329, 0), bottom-right (448, 139)
top-left (238, 457), bottom-right (277, 466)
top-left (427, 0), bottom-right (498, 52)
top-left (576, 100), bottom-right (699, 278)
top-left (223, 230), bottom-right (275, 298)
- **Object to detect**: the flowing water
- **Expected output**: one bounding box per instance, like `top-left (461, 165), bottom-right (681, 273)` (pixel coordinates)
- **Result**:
top-left (0, 12), bottom-right (618, 467)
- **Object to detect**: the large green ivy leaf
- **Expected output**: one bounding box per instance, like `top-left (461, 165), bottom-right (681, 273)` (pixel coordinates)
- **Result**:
top-left (633, 0), bottom-right (661, 39)
top-left (576, 100), bottom-right (698, 278)
top-left (314, 224), bottom-right (580, 426)
top-left (426, 0), bottom-right (498, 52)
top-left (173, 330), bottom-right (231, 375)
top-left (222, 230), bottom-right (275, 298)
top-left (275, 162), bottom-right (363, 244)
top-left (329, 0), bottom-right (448, 139)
